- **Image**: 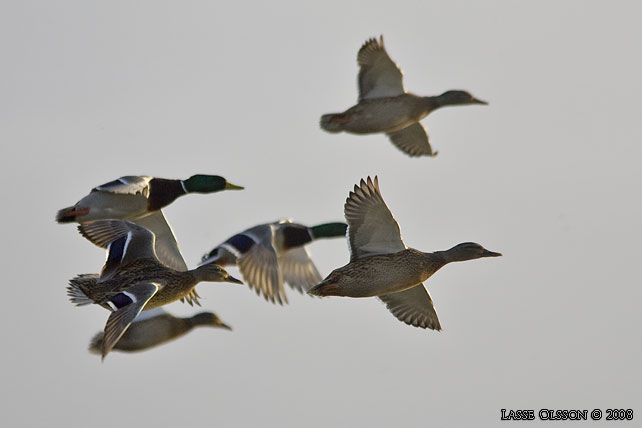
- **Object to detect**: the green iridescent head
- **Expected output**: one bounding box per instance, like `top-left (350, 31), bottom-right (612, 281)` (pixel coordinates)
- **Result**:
top-left (310, 222), bottom-right (348, 239)
top-left (182, 175), bottom-right (244, 193)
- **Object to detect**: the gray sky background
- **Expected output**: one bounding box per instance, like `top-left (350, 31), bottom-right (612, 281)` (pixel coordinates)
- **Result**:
top-left (1, 1), bottom-right (640, 427)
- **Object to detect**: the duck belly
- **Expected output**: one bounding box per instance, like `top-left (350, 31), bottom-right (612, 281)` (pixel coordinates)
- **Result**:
top-left (76, 192), bottom-right (149, 222)
top-left (330, 96), bottom-right (426, 134)
top-left (145, 283), bottom-right (192, 309)
top-left (338, 271), bottom-right (423, 298)
top-left (327, 257), bottom-right (427, 298)
top-left (107, 316), bottom-right (178, 351)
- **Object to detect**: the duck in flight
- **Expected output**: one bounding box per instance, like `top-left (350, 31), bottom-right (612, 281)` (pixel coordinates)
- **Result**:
top-left (88, 308), bottom-right (231, 355)
top-left (67, 220), bottom-right (242, 359)
top-left (56, 174), bottom-right (243, 272)
top-left (201, 220), bottom-right (347, 304)
top-left (308, 177), bottom-right (500, 330)
top-left (320, 36), bottom-right (487, 157)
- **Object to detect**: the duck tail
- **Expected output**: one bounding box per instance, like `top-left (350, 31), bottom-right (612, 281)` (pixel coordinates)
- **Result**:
top-left (56, 206), bottom-right (76, 223)
top-left (307, 279), bottom-right (340, 297)
top-left (67, 274), bottom-right (99, 306)
top-left (56, 206), bottom-right (91, 223)
top-left (320, 113), bottom-right (345, 133)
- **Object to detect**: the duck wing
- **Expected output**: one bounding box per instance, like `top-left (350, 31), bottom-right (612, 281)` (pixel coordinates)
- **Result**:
top-left (130, 306), bottom-right (166, 322)
top-left (344, 176), bottom-right (406, 261)
top-left (78, 220), bottom-right (158, 281)
top-left (92, 175), bottom-right (152, 197)
top-left (101, 281), bottom-right (159, 359)
top-left (387, 123), bottom-right (437, 157)
top-left (278, 246), bottom-right (322, 293)
top-left (378, 284), bottom-right (441, 330)
top-left (357, 36), bottom-right (405, 101)
top-left (180, 288), bottom-right (202, 307)
top-left (133, 211), bottom-right (188, 271)
top-left (223, 225), bottom-right (286, 305)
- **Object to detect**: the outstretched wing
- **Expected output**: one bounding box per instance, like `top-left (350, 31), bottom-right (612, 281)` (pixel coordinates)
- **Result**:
top-left (78, 220), bottom-right (158, 281)
top-left (133, 211), bottom-right (188, 271)
top-left (216, 225), bottom-right (286, 305)
top-left (344, 176), bottom-right (406, 261)
top-left (237, 235), bottom-right (285, 304)
top-left (387, 123), bottom-right (437, 157)
top-left (378, 284), bottom-right (441, 330)
top-left (101, 282), bottom-right (159, 359)
top-left (279, 247), bottom-right (322, 293)
top-left (358, 36), bottom-right (405, 101)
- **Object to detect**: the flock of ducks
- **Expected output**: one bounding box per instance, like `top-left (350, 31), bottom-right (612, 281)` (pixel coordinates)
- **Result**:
top-left (58, 36), bottom-right (500, 360)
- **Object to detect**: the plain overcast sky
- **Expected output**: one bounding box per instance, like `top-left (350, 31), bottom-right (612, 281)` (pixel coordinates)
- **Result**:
top-left (1, 1), bottom-right (640, 427)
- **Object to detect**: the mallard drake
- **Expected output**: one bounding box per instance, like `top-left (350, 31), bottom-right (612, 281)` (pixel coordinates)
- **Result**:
top-left (88, 308), bottom-right (231, 354)
top-left (201, 220), bottom-right (347, 304)
top-left (56, 174), bottom-right (243, 271)
top-left (308, 177), bottom-right (500, 330)
top-left (67, 220), bottom-right (242, 358)
top-left (320, 36), bottom-right (487, 157)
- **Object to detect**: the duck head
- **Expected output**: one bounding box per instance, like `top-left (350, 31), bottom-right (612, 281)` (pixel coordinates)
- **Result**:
top-left (441, 242), bottom-right (501, 263)
top-left (190, 312), bottom-right (232, 330)
top-left (183, 175), bottom-right (244, 193)
top-left (194, 263), bottom-right (243, 284)
top-left (437, 90), bottom-right (488, 106)
top-left (200, 245), bottom-right (238, 266)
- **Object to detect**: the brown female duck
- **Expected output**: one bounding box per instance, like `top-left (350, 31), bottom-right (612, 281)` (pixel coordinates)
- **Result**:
top-left (320, 36), bottom-right (487, 157)
top-left (67, 220), bottom-right (242, 358)
top-left (308, 177), bottom-right (500, 330)
top-left (88, 308), bottom-right (231, 354)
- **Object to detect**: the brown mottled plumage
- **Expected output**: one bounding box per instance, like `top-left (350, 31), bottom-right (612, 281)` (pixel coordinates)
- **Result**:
top-left (67, 220), bottom-right (242, 359)
top-left (69, 258), bottom-right (239, 310)
top-left (314, 249), bottom-right (447, 298)
top-left (308, 177), bottom-right (501, 330)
